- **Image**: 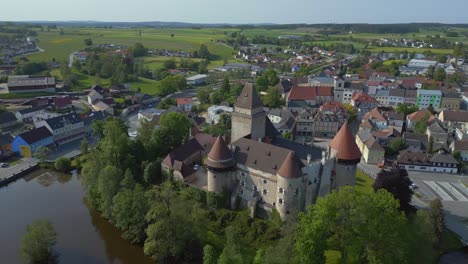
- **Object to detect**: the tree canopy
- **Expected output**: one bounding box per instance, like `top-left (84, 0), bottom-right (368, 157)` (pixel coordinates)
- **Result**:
top-left (20, 219), bottom-right (58, 263)
top-left (373, 166), bottom-right (414, 213)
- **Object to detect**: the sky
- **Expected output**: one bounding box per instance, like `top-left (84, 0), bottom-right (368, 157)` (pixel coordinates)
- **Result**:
top-left (1, 0), bottom-right (467, 24)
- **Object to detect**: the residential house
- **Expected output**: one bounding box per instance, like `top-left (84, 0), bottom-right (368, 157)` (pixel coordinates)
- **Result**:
top-left (294, 108), bottom-right (316, 138)
top-left (450, 139), bottom-right (468, 161)
top-left (267, 108), bottom-right (296, 135)
top-left (397, 150), bottom-right (458, 173)
top-left (7, 75), bottom-right (56, 93)
top-left (275, 79), bottom-right (294, 98)
top-left (313, 102), bottom-right (348, 138)
top-left (53, 96), bottom-right (72, 110)
top-left (440, 88), bottom-right (461, 110)
top-left (0, 112), bottom-right (19, 130)
top-left (404, 89), bottom-right (417, 105)
top-left (417, 89), bottom-right (442, 110)
top-left (351, 92), bottom-right (378, 118)
top-left (30, 97), bottom-right (50, 108)
top-left (11, 126), bottom-right (54, 157)
top-left (355, 130), bottom-right (385, 165)
top-left (15, 107), bottom-right (45, 122)
top-left (207, 105), bottom-right (233, 125)
top-left (403, 132), bottom-right (428, 152)
top-left (286, 85), bottom-right (333, 111)
top-left (176, 98), bottom-right (193, 112)
top-left (426, 121), bottom-right (448, 144)
top-left (0, 133), bottom-right (14, 156)
top-left (388, 88), bottom-right (406, 106)
top-left (406, 110), bottom-right (436, 131)
top-left (372, 128), bottom-right (401, 147)
top-left (87, 89), bottom-right (104, 105)
top-left (35, 112), bottom-right (85, 145)
top-left (439, 110), bottom-right (468, 133)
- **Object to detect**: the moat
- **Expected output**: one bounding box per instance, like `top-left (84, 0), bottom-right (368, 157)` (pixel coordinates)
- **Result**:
top-left (0, 169), bottom-right (154, 264)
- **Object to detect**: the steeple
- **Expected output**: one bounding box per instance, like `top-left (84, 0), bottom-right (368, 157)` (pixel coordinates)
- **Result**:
top-left (205, 136), bottom-right (235, 169)
top-left (277, 151), bottom-right (303, 179)
top-left (329, 122), bottom-right (361, 163)
top-left (234, 83), bottom-right (263, 110)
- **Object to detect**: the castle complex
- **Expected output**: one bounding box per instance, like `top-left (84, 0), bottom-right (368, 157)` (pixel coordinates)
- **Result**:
top-left (163, 83), bottom-right (361, 220)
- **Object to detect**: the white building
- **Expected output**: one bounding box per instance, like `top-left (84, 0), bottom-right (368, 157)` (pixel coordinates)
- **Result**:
top-left (207, 105), bottom-right (233, 125)
top-left (186, 74), bottom-right (208, 85)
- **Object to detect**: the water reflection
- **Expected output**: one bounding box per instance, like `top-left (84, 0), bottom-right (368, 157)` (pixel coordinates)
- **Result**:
top-left (0, 169), bottom-right (154, 264)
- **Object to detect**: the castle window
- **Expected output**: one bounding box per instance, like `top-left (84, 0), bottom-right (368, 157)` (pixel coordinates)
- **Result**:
top-left (252, 185), bottom-right (258, 192)
top-left (263, 189), bottom-right (268, 195)
top-left (263, 179), bottom-right (268, 184)
top-left (278, 198), bottom-right (284, 205)
top-left (241, 181), bottom-right (245, 187)
top-left (294, 189), bottom-right (299, 196)
top-left (278, 187), bottom-right (284, 194)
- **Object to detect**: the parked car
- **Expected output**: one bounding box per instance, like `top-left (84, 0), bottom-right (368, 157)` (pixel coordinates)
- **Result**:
top-left (193, 164), bottom-right (200, 171)
top-left (0, 163), bottom-right (9, 168)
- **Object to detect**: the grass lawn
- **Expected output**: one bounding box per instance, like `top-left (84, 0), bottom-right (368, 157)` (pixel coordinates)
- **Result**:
top-left (355, 170), bottom-right (374, 194)
top-left (0, 92), bottom-right (55, 99)
top-left (129, 77), bottom-right (161, 95)
top-left (383, 59), bottom-right (408, 65)
top-left (367, 46), bottom-right (453, 55)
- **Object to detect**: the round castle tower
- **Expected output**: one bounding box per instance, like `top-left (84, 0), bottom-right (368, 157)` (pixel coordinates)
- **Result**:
top-left (205, 136), bottom-right (236, 193)
top-left (328, 122), bottom-right (361, 189)
top-left (275, 151), bottom-right (303, 220)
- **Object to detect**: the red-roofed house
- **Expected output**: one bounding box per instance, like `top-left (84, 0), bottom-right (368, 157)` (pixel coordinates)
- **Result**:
top-left (351, 92), bottom-right (378, 118)
top-left (176, 98), bottom-right (193, 112)
top-left (53, 96), bottom-right (72, 110)
top-left (287, 86), bottom-right (333, 110)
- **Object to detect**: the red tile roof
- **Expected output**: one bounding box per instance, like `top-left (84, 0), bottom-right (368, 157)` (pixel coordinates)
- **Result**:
top-left (320, 101), bottom-right (345, 112)
top-left (329, 122), bottom-right (361, 161)
top-left (53, 96), bottom-right (72, 108)
top-left (407, 110), bottom-right (436, 123)
top-left (277, 151), bottom-right (303, 179)
top-left (176, 98), bottom-right (192, 105)
top-left (288, 86), bottom-right (332, 101)
top-left (205, 136), bottom-right (235, 169)
top-left (352, 92), bottom-right (377, 103)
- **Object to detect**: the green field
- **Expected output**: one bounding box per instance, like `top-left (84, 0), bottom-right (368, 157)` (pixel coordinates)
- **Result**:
top-left (367, 46), bottom-right (454, 55)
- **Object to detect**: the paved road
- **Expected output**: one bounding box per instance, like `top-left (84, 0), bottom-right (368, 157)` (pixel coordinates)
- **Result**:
top-left (0, 158), bottom-right (38, 180)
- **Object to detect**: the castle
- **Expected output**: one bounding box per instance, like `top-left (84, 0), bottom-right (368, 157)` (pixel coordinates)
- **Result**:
top-left (162, 83), bottom-right (361, 220)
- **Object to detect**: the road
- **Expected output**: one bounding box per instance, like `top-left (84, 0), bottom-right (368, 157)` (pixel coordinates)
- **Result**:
top-left (0, 158), bottom-right (38, 180)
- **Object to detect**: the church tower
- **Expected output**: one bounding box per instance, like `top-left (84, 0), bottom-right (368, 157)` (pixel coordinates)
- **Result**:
top-left (206, 136), bottom-right (236, 193)
top-left (231, 83), bottom-right (266, 143)
top-left (328, 122), bottom-right (361, 189)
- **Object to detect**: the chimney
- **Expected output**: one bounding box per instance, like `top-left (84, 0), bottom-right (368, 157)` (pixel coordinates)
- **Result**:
top-left (307, 154), bottom-right (312, 166)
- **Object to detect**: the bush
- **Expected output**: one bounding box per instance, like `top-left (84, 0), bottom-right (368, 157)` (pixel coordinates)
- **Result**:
top-left (54, 157), bottom-right (71, 172)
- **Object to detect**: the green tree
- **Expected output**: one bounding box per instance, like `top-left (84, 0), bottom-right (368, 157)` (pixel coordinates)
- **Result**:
top-left (84, 38), bottom-right (93, 46)
top-left (112, 181), bottom-right (148, 243)
top-left (390, 138), bottom-right (408, 153)
top-left (80, 138), bottom-right (89, 154)
top-left (163, 59), bottom-right (177, 70)
top-left (54, 157), bottom-right (71, 172)
top-left (452, 151), bottom-right (462, 162)
top-left (429, 198), bottom-right (445, 248)
top-left (197, 87), bottom-right (212, 104)
top-left (197, 44), bottom-right (211, 59)
top-left (414, 113), bottom-right (429, 134)
top-left (34, 146), bottom-right (49, 163)
top-left (221, 76), bottom-right (231, 95)
top-left (203, 244), bottom-right (217, 264)
top-left (434, 67), bottom-right (447, 81)
top-left (218, 226), bottom-right (251, 264)
top-left (143, 159), bottom-right (163, 185)
top-left (20, 219), bottom-right (58, 263)
top-left (263, 87), bottom-right (284, 108)
top-left (396, 104), bottom-right (419, 117)
top-left (373, 166), bottom-right (414, 213)
top-left (98, 165), bottom-right (123, 219)
top-left (295, 187), bottom-right (408, 264)
top-left (159, 112), bottom-right (191, 149)
top-left (133, 43), bottom-right (146, 57)
top-left (343, 103), bottom-right (357, 122)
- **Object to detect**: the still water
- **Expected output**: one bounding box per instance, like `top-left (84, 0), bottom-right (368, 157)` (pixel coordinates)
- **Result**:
top-left (0, 169), bottom-right (154, 264)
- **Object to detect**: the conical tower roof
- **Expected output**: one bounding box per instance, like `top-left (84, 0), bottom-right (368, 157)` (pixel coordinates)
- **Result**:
top-left (277, 151), bottom-right (303, 179)
top-left (234, 83), bottom-right (263, 110)
top-left (205, 136), bottom-right (235, 169)
top-left (329, 122), bottom-right (361, 161)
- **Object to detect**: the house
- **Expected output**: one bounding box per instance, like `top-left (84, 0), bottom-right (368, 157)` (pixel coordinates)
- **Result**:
top-left (333, 79), bottom-right (364, 104)
top-left (426, 121), bottom-right (448, 144)
top-left (53, 96), bottom-right (72, 110)
top-left (286, 85), bottom-right (333, 111)
top-left (439, 110), bottom-right (468, 133)
top-left (351, 92), bottom-right (378, 118)
top-left (294, 108), bottom-right (316, 138)
top-left (267, 108), bottom-right (296, 135)
top-left (207, 105), bottom-right (234, 125)
top-left (110, 84), bottom-right (130, 93)
top-left (355, 130), bottom-right (385, 165)
top-left (360, 108), bottom-right (404, 133)
top-left (11, 126), bottom-right (54, 157)
top-left (87, 89), bottom-right (104, 105)
top-left (313, 102), bottom-right (348, 138)
top-left (15, 107), bottom-right (45, 122)
top-left (440, 89), bottom-right (461, 110)
top-left (275, 79), bottom-right (294, 98)
top-left (406, 110), bottom-right (436, 131)
top-left (0, 112), bottom-right (19, 130)
top-left (176, 98), bottom-right (193, 112)
top-left (372, 128), bottom-right (401, 147)
top-left (397, 150), bottom-right (458, 173)
top-left (35, 113), bottom-right (85, 145)
top-left (7, 75), bottom-right (56, 93)
top-left (450, 139), bottom-right (468, 161)
top-left (92, 101), bottom-right (114, 115)
top-left (186, 74), bottom-right (208, 85)
top-left (404, 132), bottom-right (428, 152)
top-left (0, 133), bottom-right (14, 156)
top-left (417, 89), bottom-right (442, 110)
